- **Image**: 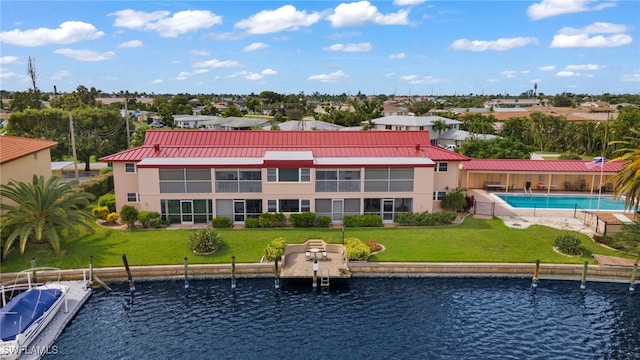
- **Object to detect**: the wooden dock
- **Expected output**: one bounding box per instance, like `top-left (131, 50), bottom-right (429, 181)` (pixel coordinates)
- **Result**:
top-left (21, 281), bottom-right (92, 360)
top-left (280, 239), bottom-right (351, 280)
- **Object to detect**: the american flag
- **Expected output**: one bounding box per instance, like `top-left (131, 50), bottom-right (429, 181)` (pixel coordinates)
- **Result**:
top-left (585, 156), bottom-right (606, 169)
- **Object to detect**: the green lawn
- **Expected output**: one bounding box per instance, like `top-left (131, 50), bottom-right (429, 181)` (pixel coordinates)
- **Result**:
top-left (0, 217), bottom-right (630, 273)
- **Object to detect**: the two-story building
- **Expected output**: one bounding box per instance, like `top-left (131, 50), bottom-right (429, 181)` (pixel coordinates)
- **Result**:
top-left (100, 130), bottom-right (469, 226)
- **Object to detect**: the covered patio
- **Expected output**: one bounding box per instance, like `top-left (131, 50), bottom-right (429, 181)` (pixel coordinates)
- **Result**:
top-left (460, 159), bottom-right (624, 195)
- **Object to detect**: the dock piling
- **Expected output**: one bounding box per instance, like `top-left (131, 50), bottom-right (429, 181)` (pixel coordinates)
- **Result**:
top-left (532, 259), bottom-right (540, 288)
top-left (31, 257), bottom-right (37, 283)
top-left (580, 261), bottom-right (588, 290)
top-left (231, 256), bottom-right (237, 290)
top-left (184, 257), bottom-right (189, 289)
top-left (122, 254), bottom-right (135, 291)
top-left (312, 258), bottom-right (318, 290)
top-left (630, 263), bottom-right (638, 293)
top-left (274, 256), bottom-right (280, 290)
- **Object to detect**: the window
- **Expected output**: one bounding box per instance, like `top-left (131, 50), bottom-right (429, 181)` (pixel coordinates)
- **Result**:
top-left (126, 192), bottom-right (139, 202)
top-left (159, 168), bottom-right (212, 193)
top-left (215, 169), bottom-right (261, 193)
top-left (267, 199), bottom-right (310, 212)
top-left (125, 163), bottom-right (137, 173)
top-left (435, 162), bottom-right (448, 172)
top-left (364, 168), bottom-right (414, 192)
top-left (315, 169), bottom-right (361, 192)
top-left (266, 168), bottom-right (311, 182)
top-left (433, 191), bottom-right (446, 200)
top-left (385, 125), bottom-right (392, 130)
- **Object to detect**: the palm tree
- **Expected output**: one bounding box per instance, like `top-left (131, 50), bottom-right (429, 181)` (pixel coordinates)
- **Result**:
top-left (0, 175), bottom-right (95, 258)
top-left (432, 119), bottom-right (448, 137)
top-left (609, 128), bottom-right (640, 211)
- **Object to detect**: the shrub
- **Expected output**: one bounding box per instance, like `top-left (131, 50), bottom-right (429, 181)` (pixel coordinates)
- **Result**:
top-left (316, 216), bottom-right (332, 228)
top-left (554, 233), bottom-right (583, 255)
top-left (188, 227), bottom-right (223, 255)
top-left (77, 172), bottom-right (113, 199)
top-left (99, 167), bottom-right (113, 175)
top-left (92, 206), bottom-right (109, 220)
top-left (365, 238), bottom-right (382, 253)
top-left (106, 212), bottom-right (119, 224)
top-left (212, 217), bottom-right (231, 229)
top-left (138, 211), bottom-right (160, 228)
top-left (98, 193), bottom-right (116, 213)
top-left (343, 214), bottom-right (382, 227)
top-left (120, 205), bottom-right (139, 229)
top-left (258, 213), bottom-right (287, 228)
top-left (395, 211), bottom-right (457, 226)
top-left (263, 237), bottom-right (286, 262)
top-left (440, 188), bottom-right (467, 212)
top-left (245, 218), bottom-right (260, 228)
top-left (289, 212), bottom-right (316, 228)
top-left (148, 217), bottom-right (163, 228)
top-left (345, 237), bottom-right (371, 261)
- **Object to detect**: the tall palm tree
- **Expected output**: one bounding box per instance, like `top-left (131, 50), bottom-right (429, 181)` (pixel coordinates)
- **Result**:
top-left (0, 175), bottom-right (95, 258)
top-left (610, 128), bottom-right (640, 211)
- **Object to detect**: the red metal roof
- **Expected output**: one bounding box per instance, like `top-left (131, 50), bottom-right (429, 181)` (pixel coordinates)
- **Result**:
top-left (462, 159), bottom-right (625, 173)
top-left (100, 130), bottom-right (470, 162)
top-left (0, 135), bottom-right (58, 164)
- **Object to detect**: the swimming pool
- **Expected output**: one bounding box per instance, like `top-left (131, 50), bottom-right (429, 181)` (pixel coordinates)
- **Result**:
top-left (495, 193), bottom-right (627, 211)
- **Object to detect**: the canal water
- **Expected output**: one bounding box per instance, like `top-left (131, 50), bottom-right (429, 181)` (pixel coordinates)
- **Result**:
top-left (47, 277), bottom-right (639, 359)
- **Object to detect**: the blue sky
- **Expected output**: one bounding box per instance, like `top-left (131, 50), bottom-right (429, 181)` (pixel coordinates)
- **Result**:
top-left (1, 0), bottom-right (638, 96)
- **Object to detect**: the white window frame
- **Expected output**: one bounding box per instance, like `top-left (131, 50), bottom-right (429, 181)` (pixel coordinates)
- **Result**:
top-left (126, 192), bottom-right (139, 202)
top-left (266, 168), bottom-right (311, 182)
top-left (433, 191), bottom-right (447, 201)
top-left (125, 162), bottom-right (137, 173)
top-left (435, 162), bottom-right (448, 172)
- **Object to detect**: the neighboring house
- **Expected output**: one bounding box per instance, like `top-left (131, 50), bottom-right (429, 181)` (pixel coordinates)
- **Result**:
top-left (173, 115), bottom-right (229, 129)
top-left (460, 159), bottom-right (624, 193)
top-left (100, 130), bottom-right (470, 226)
top-left (368, 115), bottom-right (462, 144)
top-left (222, 117), bottom-right (270, 130)
top-left (438, 129), bottom-right (500, 148)
top-left (263, 120), bottom-right (346, 131)
top-left (0, 135), bottom-right (58, 210)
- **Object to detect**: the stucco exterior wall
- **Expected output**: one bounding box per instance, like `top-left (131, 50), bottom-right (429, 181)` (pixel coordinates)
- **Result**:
top-left (0, 148), bottom-right (53, 185)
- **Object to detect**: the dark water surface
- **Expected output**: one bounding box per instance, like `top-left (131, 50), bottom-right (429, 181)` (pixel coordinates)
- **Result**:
top-left (47, 277), bottom-right (640, 359)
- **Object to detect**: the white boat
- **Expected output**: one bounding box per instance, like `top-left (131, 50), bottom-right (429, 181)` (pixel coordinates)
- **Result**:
top-left (0, 268), bottom-right (68, 360)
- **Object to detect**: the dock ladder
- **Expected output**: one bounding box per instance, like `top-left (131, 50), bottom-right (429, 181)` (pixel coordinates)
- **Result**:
top-left (320, 269), bottom-right (330, 292)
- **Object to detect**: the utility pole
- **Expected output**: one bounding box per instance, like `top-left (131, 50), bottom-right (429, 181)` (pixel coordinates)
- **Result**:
top-left (124, 94), bottom-right (131, 149)
top-left (69, 112), bottom-right (79, 182)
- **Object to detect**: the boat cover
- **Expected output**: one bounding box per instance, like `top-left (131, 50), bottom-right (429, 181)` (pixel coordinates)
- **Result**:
top-left (0, 288), bottom-right (62, 341)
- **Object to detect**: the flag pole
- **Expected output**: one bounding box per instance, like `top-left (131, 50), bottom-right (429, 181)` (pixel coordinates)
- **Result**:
top-left (597, 111), bottom-right (610, 212)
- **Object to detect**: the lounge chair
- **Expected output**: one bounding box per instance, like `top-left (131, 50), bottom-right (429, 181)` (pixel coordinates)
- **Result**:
top-left (305, 252), bottom-right (311, 261)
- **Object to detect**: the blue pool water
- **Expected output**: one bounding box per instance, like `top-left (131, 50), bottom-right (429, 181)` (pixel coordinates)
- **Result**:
top-left (496, 193), bottom-right (627, 210)
top-left (47, 278), bottom-right (640, 359)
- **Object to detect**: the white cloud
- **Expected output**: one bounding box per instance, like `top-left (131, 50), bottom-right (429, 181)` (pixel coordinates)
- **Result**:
top-left (191, 49), bottom-right (210, 56)
top-left (389, 52), bottom-right (406, 59)
top-left (385, 72), bottom-right (396, 77)
top-left (151, 79), bottom-right (163, 84)
top-left (393, 0), bottom-right (427, 5)
top-left (501, 70), bottom-right (517, 78)
top-left (244, 42), bottom-right (268, 52)
top-left (521, 70), bottom-right (531, 74)
top-left (556, 71), bottom-right (577, 77)
top-left (324, 42), bottom-right (372, 52)
top-left (400, 74), bottom-right (442, 84)
top-left (0, 69), bottom-right (16, 78)
top-left (327, 1), bottom-right (410, 27)
top-left (111, 9), bottom-right (222, 38)
top-left (527, 0), bottom-right (616, 21)
top-left (0, 56), bottom-right (18, 64)
top-left (117, 40), bottom-right (143, 48)
top-left (262, 68), bottom-right (277, 75)
top-left (235, 5), bottom-right (322, 34)
top-left (551, 22), bottom-right (632, 48)
top-left (0, 21), bottom-right (104, 47)
top-left (450, 37), bottom-right (538, 51)
top-left (51, 70), bottom-right (71, 80)
top-left (54, 48), bottom-right (116, 61)
top-left (621, 72), bottom-right (640, 82)
top-left (565, 64), bottom-right (601, 71)
top-left (308, 70), bottom-right (348, 82)
top-left (539, 65), bottom-right (556, 71)
top-left (193, 58), bottom-right (241, 69)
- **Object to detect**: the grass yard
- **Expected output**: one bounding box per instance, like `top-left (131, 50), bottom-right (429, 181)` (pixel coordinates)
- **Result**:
top-left (0, 217), bottom-right (631, 273)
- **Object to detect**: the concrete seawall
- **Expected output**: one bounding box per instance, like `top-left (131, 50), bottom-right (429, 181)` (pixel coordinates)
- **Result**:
top-left (1, 262), bottom-right (635, 284)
